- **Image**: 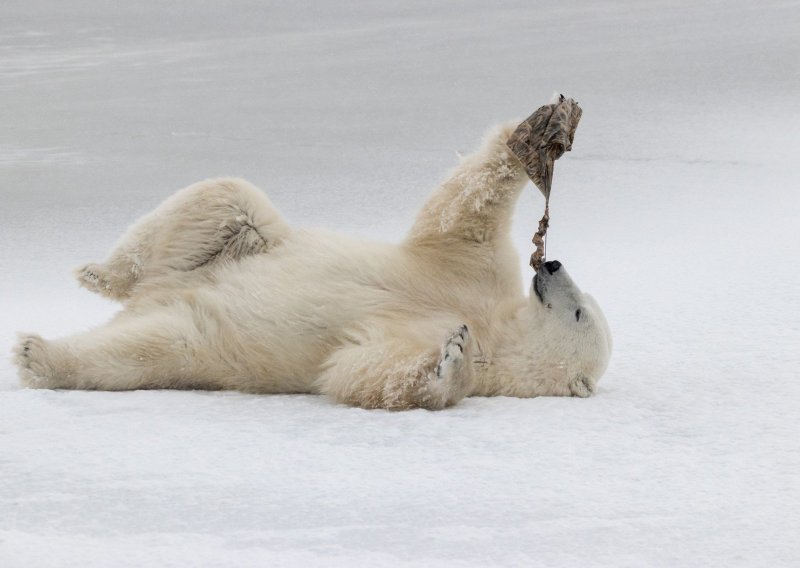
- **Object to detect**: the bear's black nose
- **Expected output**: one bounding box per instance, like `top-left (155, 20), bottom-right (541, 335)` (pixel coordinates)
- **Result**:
top-left (544, 260), bottom-right (562, 274)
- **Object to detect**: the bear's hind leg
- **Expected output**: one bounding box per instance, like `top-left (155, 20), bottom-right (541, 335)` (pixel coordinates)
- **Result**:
top-left (76, 178), bottom-right (291, 302)
top-left (14, 305), bottom-right (233, 392)
top-left (316, 322), bottom-right (474, 410)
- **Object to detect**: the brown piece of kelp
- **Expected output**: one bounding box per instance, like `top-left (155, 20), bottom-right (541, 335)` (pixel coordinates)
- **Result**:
top-left (506, 94), bottom-right (582, 270)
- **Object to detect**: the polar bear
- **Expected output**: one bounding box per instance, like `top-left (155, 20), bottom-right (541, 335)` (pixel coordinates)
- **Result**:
top-left (14, 120), bottom-right (612, 410)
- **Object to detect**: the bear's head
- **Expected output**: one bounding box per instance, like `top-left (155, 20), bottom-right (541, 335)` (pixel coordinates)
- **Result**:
top-left (529, 260), bottom-right (612, 397)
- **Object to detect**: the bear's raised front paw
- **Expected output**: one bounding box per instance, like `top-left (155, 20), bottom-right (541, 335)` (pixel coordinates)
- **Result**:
top-left (14, 333), bottom-right (58, 389)
top-left (436, 325), bottom-right (469, 381)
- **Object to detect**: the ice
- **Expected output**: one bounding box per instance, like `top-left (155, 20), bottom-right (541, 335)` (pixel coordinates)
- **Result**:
top-left (1, 0), bottom-right (799, 566)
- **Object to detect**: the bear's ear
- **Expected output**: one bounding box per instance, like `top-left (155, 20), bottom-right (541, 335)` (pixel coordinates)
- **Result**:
top-left (575, 308), bottom-right (582, 322)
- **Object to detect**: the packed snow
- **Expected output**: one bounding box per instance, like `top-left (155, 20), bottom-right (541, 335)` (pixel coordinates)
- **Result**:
top-left (1, 1), bottom-right (799, 566)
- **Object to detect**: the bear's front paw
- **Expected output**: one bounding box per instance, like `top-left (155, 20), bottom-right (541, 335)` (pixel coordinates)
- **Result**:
top-left (436, 325), bottom-right (469, 381)
top-left (568, 373), bottom-right (595, 398)
top-left (416, 324), bottom-right (474, 409)
top-left (14, 333), bottom-right (59, 389)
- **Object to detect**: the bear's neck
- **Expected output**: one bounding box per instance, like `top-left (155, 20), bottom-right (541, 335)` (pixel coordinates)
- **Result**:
top-left (471, 306), bottom-right (570, 398)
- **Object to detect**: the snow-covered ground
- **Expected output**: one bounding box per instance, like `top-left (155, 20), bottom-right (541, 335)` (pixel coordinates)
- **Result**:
top-left (1, 1), bottom-right (798, 566)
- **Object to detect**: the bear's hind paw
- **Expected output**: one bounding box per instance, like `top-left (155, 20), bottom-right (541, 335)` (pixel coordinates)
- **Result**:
top-left (14, 333), bottom-right (58, 389)
top-left (75, 262), bottom-right (112, 292)
top-left (75, 262), bottom-right (132, 301)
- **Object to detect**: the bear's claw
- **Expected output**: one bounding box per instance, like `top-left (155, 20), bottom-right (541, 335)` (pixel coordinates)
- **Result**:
top-left (437, 325), bottom-right (469, 379)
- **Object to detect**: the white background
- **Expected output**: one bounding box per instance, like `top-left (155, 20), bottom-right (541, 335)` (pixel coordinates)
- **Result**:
top-left (1, 1), bottom-right (798, 566)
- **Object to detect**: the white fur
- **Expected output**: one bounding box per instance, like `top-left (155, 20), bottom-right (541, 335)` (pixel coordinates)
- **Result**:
top-left (14, 121), bottom-right (612, 410)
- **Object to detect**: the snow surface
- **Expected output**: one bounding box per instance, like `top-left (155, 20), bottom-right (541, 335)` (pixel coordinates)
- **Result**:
top-left (1, 1), bottom-right (799, 566)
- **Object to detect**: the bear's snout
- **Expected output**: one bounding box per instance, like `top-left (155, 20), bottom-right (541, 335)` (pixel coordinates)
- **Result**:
top-left (544, 260), bottom-right (562, 275)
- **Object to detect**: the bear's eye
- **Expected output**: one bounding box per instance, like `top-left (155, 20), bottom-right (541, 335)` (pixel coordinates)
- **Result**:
top-left (575, 309), bottom-right (582, 322)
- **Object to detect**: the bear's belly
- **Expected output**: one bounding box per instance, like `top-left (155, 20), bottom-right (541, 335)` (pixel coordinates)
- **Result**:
top-left (172, 231), bottom-right (519, 393)
top-left (189, 250), bottom-right (395, 391)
